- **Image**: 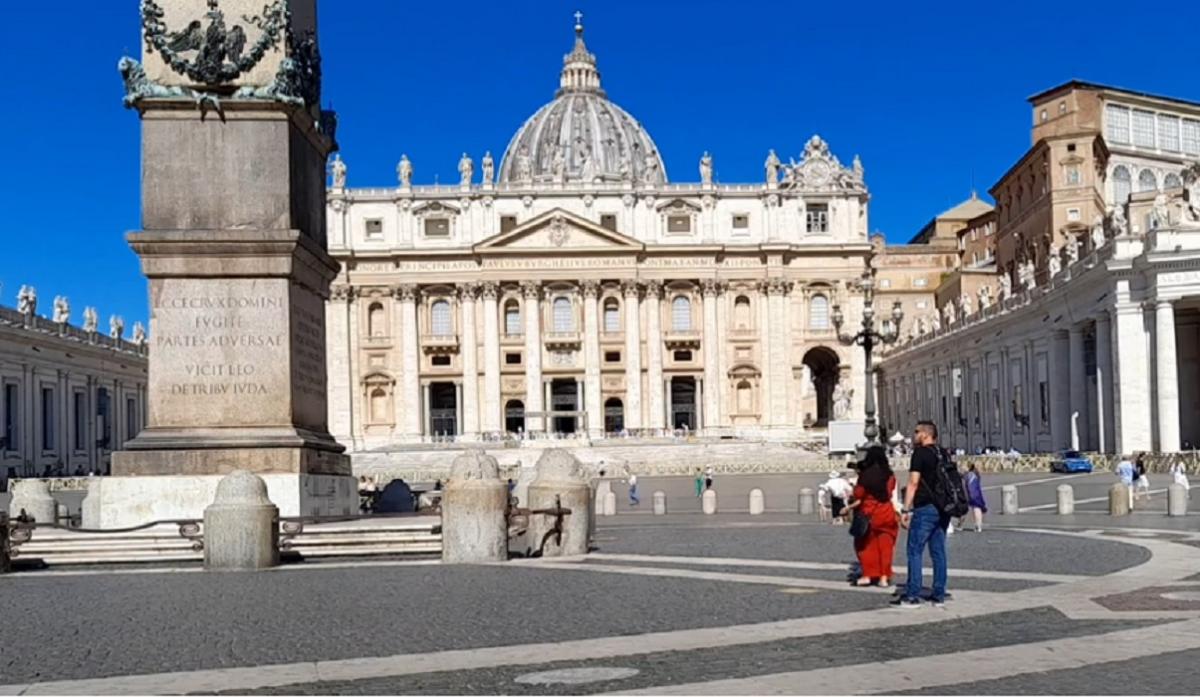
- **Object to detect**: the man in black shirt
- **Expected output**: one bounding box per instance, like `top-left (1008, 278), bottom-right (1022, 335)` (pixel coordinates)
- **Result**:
top-left (891, 420), bottom-right (951, 608)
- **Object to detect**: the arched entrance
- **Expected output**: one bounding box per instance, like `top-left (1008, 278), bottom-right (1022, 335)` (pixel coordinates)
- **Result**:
top-left (505, 399), bottom-right (525, 434)
top-left (604, 397), bottom-right (624, 434)
top-left (802, 347), bottom-right (840, 427)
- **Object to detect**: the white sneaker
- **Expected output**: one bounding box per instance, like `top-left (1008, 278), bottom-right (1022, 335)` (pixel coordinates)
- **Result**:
top-left (946, 525), bottom-right (956, 535)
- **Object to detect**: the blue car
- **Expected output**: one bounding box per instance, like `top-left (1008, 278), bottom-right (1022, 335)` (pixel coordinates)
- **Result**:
top-left (1051, 450), bottom-right (1093, 473)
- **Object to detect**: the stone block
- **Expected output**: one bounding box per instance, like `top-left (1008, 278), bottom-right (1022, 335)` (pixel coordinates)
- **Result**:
top-left (526, 449), bottom-right (590, 557)
top-left (798, 488), bottom-right (815, 515)
top-left (1168, 484), bottom-right (1188, 517)
top-left (749, 488), bottom-right (765, 515)
top-left (203, 470), bottom-right (280, 571)
top-left (652, 490), bottom-right (667, 515)
top-left (8, 480), bottom-right (56, 525)
top-left (702, 489), bottom-right (717, 515)
top-left (1056, 484), bottom-right (1074, 515)
top-left (441, 450), bottom-right (507, 564)
top-left (1109, 483), bottom-right (1131, 516)
top-left (602, 490), bottom-right (617, 517)
top-left (1001, 485), bottom-right (1018, 515)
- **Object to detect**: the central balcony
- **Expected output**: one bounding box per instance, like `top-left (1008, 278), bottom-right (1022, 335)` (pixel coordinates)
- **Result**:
top-left (663, 330), bottom-right (701, 349)
top-left (544, 330), bottom-right (582, 350)
top-left (420, 333), bottom-right (459, 354)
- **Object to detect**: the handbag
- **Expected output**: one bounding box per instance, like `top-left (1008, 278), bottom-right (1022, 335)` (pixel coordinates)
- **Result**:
top-left (849, 510), bottom-right (870, 539)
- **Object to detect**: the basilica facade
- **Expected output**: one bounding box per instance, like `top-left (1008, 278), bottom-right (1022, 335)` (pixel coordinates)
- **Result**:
top-left (322, 19), bottom-right (926, 450)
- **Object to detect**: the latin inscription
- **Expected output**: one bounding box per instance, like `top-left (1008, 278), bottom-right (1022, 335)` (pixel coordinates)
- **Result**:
top-left (292, 302), bottom-right (326, 400)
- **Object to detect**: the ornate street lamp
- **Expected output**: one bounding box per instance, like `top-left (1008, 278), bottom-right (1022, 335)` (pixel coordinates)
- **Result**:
top-left (832, 260), bottom-right (903, 445)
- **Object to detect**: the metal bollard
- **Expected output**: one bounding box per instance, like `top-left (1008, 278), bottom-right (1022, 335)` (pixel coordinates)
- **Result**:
top-left (798, 488), bottom-right (815, 515)
top-left (702, 489), bottom-right (718, 515)
top-left (1001, 485), bottom-right (1019, 515)
top-left (652, 490), bottom-right (667, 516)
top-left (749, 489), bottom-right (765, 515)
top-left (1168, 484), bottom-right (1188, 517)
top-left (1109, 483), bottom-right (1131, 516)
top-left (1056, 485), bottom-right (1074, 515)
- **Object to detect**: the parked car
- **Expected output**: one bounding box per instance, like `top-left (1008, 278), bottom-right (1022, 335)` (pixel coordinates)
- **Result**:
top-left (1050, 450), bottom-right (1093, 473)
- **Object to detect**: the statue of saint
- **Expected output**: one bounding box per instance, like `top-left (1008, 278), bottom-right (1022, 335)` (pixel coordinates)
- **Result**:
top-left (330, 154), bottom-right (347, 189)
top-left (959, 292), bottom-right (973, 318)
top-left (16, 285), bottom-right (37, 316)
top-left (930, 312), bottom-right (942, 333)
top-left (1182, 162), bottom-right (1200, 225)
top-left (699, 151), bottom-right (713, 185)
top-left (515, 145), bottom-right (533, 183)
top-left (1151, 192), bottom-right (1171, 230)
top-left (943, 302), bottom-right (956, 325)
top-left (1047, 247), bottom-right (1062, 278)
top-left (852, 154), bottom-right (864, 181)
top-left (52, 295), bottom-right (70, 324)
top-left (998, 273), bottom-right (1012, 302)
top-left (83, 307), bottom-right (98, 333)
top-left (1064, 232), bottom-right (1080, 264)
top-left (457, 152), bottom-right (474, 187)
top-left (551, 146), bottom-right (566, 182)
top-left (643, 149), bottom-right (660, 182)
top-left (481, 151), bottom-right (494, 185)
top-left (132, 322), bottom-right (147, 346)
top-left (397, 154), bottom-right (413, 187)
top-left (1090, 212), bottom-right (1107, 249)
top-left (764, 149), bottom-right (780, 184)
top-left (978, 284), bottom-right (992, 310)
top-left (832, 381), bottom-right (853, 421)
top-left (109, 315), bottom-right (125, 340)
top-left (1024, 260), bottom-right (1038, 290)
top-left (1109, 203), bottom-right (1128, 237)
top-left (916, 316), bottom-right (927, 335)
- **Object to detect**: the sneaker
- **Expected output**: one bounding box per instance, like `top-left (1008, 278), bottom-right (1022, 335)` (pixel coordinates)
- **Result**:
top-left (929, 597), bottom-right (947, 608)
top-left (889, 597), bottom-right (921, 609)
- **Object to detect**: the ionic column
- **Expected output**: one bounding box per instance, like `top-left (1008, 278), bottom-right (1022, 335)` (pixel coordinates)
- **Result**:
top-left (480, 282), bottom-right (501, 434)
top-left (644, 280), bottom-right (665, 433)
top-left (701, 279), bottom-right (722, 430)
top-left (395, 284), bottom-right (422, 440)
top-left (1155, 299), bottom-right (1181, 452)
top-left (581, 281), bottom-right (603, 438)
top-left (522, 282), bottom-right (544, 433)
top-left (1067, 325), bottom-right (1089, 451)
top-left (458, 283), bottom-right (479, 440)
top-left (1094, 312), bottom-right (1114, 453)
top-left (622, 280), bottom-right (643, 431)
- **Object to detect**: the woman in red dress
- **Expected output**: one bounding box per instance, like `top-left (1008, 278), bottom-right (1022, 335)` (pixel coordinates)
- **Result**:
top-left (843, 446), bottom-right (899, 587)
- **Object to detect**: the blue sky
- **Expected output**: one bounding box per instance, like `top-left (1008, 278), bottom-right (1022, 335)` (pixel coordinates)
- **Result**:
top-left (2, 1), bottom-right (1198, 327)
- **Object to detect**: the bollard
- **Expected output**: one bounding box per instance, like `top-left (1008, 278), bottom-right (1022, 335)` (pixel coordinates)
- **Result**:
top-left (1056, 485), bottom-right (1074, 515)
top-left (526, 449), bottom-right (592, 557)
top-left (1109, 483), bottom-right (1131, 516)
top-left (203, 471), bottom-right (280, 571)
top-left (1001, 485), bottom-right (1018, 515)
top-left (1168, 483), bottom-right (1188, 517)
top-left (652, 490), bottom-right (667, 516)
top-left (702, 489), bottom-right (718, 515)
top-left (594, 480), bottom-right (612, 516)
top-left (8, 480), bottom-right (56, 525)
top-left (798, 488), bottom-right (815, 515)
top-left (442, 449), bottom-right (508, 563)
top-left (602, 490), bottom-right (617, 516)
top-left (749, 488), bottom-right (765, 515)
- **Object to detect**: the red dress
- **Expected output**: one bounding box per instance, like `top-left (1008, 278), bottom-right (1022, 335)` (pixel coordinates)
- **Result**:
top-left (853, 476), bottom-right (898, 580)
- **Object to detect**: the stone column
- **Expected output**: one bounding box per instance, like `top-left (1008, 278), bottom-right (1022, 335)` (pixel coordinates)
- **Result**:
top-left (454, 382), bottom-right (464, 438)
top-left (701, 279), bottom-right (722, 431)
top-left (644, 281), bottom-right (665, 433)
top-left (397, 285), bottom-right (423, 440)
top-left (1095, 313), bottom-right (1114, 453)
top-left (480, 282), bottom-right (501, 435)
top-left (622, 280), bottom-right (643, 431)
top-left (458, 283), bottom-right (479, 440)
top-left (421, 382), bottom-right (431, 438)
top-left (326, 285), bottom-right (354, 445)
top-left (1050, 331), bottom-right (1070, 451)
top-left (1067, 325), bottom-right (1089, 451)
top-left (764, 278), bottom-right (793, 428)
top-left (581, 281), bottom-right (603, 438)
top-left (522, 282), bottom-right (544, 433)
top-left (1113, 304), bottom-right (1152, 453)
top-left (1155, 300), bottom-right (1181, 452)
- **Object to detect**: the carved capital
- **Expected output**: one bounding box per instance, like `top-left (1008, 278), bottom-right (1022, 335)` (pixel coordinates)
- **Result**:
top-left (621, 279), bottom-right (642, 298)
top-left (392, 284), bottom-right (419, 302)
top-left (456, 282), bottom-right (479, 301)
top-left (520, 281), bottom-right (542, 300)
top-left (478, 281), bottom-right (500, 300)
top-left (580, 280), bottom-right (602, 298)
top-left (330, 284), bottom-right (355, 302)
top-left (642, 280), bottom-right (663, 299)
top-left (700, 278), bottom-right (724, 297)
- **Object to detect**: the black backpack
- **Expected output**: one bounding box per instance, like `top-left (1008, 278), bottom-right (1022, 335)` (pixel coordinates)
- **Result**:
top-left (922, 448), bottom-right (970, 518)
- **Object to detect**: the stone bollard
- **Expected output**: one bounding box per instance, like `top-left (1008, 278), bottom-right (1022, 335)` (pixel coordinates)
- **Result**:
top-left (441, 449), bottom-right (508, 563)
top-left (702, 489), bottom-right (718, 515)
top-left (602, 490), bottom-right (617, 516)
top-left (652, 490), bottom-right (667, 515)
top-left (594, 480), bottom-right (613, 516)
top-left (749, 488), bottom-right (765, 515)
top-left (526, 449), bottom-right (592, 557)
top-left (1109, 483), bottom-right (1131, 516)
top-left (8, 480), bottom-right (56, 525)
top-left (1168, 484), bottom-right (1188, 517)
top-left (798, 488), bottom-right (815, 515)
top-left (1001, 485), bottom-right (1018, 515)
top-left (1056, 485), bottom-right (1074, 515)
top-left (203, 471), bottom-right (280, 571)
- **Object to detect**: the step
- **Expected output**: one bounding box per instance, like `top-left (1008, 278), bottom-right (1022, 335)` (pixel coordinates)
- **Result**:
top-left (293, 543), bottom-right (443, 558)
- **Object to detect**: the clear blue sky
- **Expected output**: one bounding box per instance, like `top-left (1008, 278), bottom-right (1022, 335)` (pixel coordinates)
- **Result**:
top-left (2, 1), bottom-right (1197, 327)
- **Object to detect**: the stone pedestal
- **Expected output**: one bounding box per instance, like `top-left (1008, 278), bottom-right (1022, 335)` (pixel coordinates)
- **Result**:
top-left (441, 450), bottom-right (507, 563)
top-left (798, 488), bottom-right (815, 515)
top-left (1001, 485), bottom-right (1018, 515)
top-left (1056, 485), bottom-right (1074, 515)
top-left (749, 488), bottom-right (765, 515)
top-left (702, 489), bottom-right (718, 515)
top-left (203, 471), bottom-right (280, 571)
top-left (652, 490), bottom-right (667, 515)
top-left (8, 480), bottom-right (56, 524)
top-left (526, 449), bottom-right (591, 558)
top-left (1110, 483), bottom-right (1131, 516)
top-left (1168, 483), bottom-right (1188, 517)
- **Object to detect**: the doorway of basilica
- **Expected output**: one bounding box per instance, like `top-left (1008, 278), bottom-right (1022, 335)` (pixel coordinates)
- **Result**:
top-left (429, 382), bottom-right (458, 437)
top-left (802, 347), bottom-right (840, 427)
top-left (550, 379), bottom-right (579, 434)
top-left (670, 377), bottom-right (698, 430)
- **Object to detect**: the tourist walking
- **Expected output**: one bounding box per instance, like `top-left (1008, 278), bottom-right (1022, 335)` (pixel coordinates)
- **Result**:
top-left (963, 464), bottom-right (987, 532)
top-left (824, 471), bottom-right (853, 524)
top-left (843, 446), bottom-right (898, 587)
top-left (893, 420), bottom-right (953, 608)
top-left (704, 466), bottom-right (714, 491)
top-left (1171, 460), bottom-right (1191, 495)
top-left (628, 473), bottom-right (640, 507)
top-left (1134, 455), bottom-right (1151, 502)
top-left (694, 468), bottom-right (704, 498)
top-left (1116, 456), bottom-right (1136, 509)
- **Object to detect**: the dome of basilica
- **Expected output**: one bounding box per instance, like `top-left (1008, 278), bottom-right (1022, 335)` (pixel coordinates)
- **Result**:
top-left (497, 17), bottom-right (667, 186)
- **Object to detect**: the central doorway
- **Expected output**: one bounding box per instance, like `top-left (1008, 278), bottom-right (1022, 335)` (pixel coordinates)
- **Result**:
top-left (802, 347), bottom-right (840, 426)
top-left (550, 379), bottom-right (579, 434)
top-left (429, 382), bottom-right (457, 437)
top-left (670, 377), bottom-right (697, 430)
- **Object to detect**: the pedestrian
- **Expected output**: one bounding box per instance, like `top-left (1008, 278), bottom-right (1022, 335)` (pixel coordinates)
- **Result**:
top-left (694, 468), bottom-right (704, 498)
top-left (843, 445), bottom-right (898, 587)
top-left (1170, 460), bottom-right (1191, 495)
top-left (824, 471), bottom-right (852, 524)
top-left (893, 420), bottom-right (951, 608)
top-left (628, 472), bottom-right (640, 506)
top-left (963, 463), bottom-right (987, 532)
top-left (1116, 456), bottom-right (1136, 509)
top-left (704, 466), bottom-right (714, 491)
top-left (1134, 455), bottom-right (1151, 502)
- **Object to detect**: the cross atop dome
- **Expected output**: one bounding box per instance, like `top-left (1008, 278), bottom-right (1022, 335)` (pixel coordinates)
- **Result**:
top-left (559, 10), bottom-right (604, 96)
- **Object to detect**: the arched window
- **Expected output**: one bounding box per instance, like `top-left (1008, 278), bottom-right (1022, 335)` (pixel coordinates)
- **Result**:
top-left (1137, 169), bottom-right (1158, 193)
top-left (603, 299), bottom-right (620, 333)
top-left (367, 303), bottom-right (385, 338)
top-left (1165, 173), bottom-right (1183, 189)
top-left (734, 296), bottom-right (751, 329)
top-left (671, 295), bottom-right (692, 331)
top-left (736, 380), bottom-right (753, 413)
top-left (552, 297), bottom-right (574, 332)
top-left (809, 294), bottom-right (830, 330)
top-left (431, 300), bottom-right (452, 336)
top-left (1112, 166), bottom-right (1132, 204)
top-left (370, 388), bottom-right (389, 423)
top-left (504, 299), bottom-right (521, 336)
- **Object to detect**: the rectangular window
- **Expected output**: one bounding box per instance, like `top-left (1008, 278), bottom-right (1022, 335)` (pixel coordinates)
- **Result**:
top-left (1105, 104), bottom-right (1130, 144)
top-left (667, 215), bottom-right (691, 233)
top-left (1065, 166), bottom-right (1080, 185)
top-left (805, 204), bottom-right (829, 233)
top-left (604, 351), bottom-right (621, 363)
top-left (41, 388), bottom-right (54, 451)
top-left (731, 214), bottom-right (749, 229)
top-left (913, 278), bottom-right (928, 288)
top-left (600, 214), bottom-right (617, 231)
top-left (500, 215), bottom-right (517, 233)
top-left (364, 219), bottom-right (383, 239)
top-left (1132, 109), bottom-right (1155, 148)
top-left (878, 278), bottom-right (891, 289)
top-left (1183, 119), bottom-right (1200, 155)
top-left (1157, 114), bottom-right (1181, 152)
top-left (673, 349), bottom-right (693, 362)
top-left (504, 306), bottom-right (521, 336)
top-left (505, 352), bottom-right (522, 366)
top-left (73, 392), bottom-right (86, 451)
top-left (126, 398), bottom-right (138, 441)
top-left (423, 218), bottom-right (450, 238)
top-left (431, 355), bottom-right (451, 367)
top-left (3, 383), bottom-right (17, 451)
top-left (1067, 208), bottom-right (1081, 222)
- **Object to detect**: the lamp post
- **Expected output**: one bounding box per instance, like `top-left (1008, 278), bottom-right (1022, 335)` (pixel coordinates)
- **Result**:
top-left (832, 260), bottom-right (903, 445)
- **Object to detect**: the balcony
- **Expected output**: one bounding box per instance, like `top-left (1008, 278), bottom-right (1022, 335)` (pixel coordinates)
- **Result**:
top-left (420, 333), bottom-right (459, 353)
top-left (544, 330), bottom-right (582, 350)
top-left (663, 330), bottom-right (701, 349)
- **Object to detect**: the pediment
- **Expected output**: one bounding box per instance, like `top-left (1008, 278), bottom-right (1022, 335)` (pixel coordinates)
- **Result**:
top-left (474, 209), bottom-right (644, 253)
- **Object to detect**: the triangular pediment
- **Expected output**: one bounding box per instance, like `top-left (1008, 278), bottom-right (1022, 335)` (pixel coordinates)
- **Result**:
top-left (474, 209), bottom-right (644, 253)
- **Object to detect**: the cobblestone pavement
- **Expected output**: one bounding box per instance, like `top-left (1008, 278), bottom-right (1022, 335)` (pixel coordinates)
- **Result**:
top-left (1, 515), bottom-right (1199, 695)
